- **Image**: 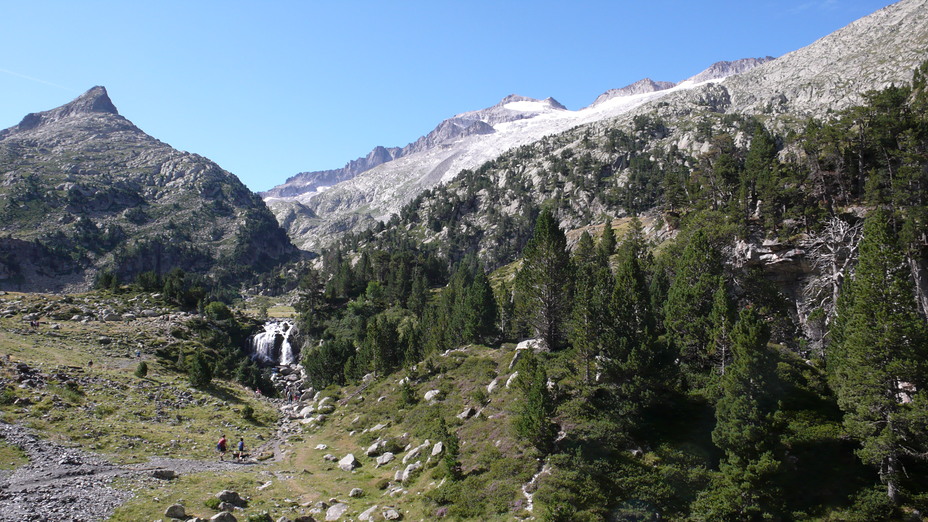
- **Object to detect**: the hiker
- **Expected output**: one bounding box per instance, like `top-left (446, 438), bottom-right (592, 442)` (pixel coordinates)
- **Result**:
top-left (217, 435), bottom-right (227, 461)
top-left (236, 437), bottom-right (245, 461)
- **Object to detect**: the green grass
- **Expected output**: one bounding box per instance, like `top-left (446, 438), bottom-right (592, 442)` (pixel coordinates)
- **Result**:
top-left (0, 440), bottom-right (28, 470)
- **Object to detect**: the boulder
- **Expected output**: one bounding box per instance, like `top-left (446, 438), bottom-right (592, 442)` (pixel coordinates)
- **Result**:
top-left (215, 490), bottom-right (246, 507)
top-left (217, 502), bottom-right (237, 512)
top-left (505, 371), bottom-right (519, 389)
top-left (152, 469), bottom-right (178, 480)
top-left (423, 389), bottom-right (442, 402)
top-left (400, 461), bottom-right (422, 483)
top-left (486, 378), bottom-right (499, 394)
top-left (293, 517), bottom-right (317, 522)
top-left (516, 338), bottom-right (546, 352)
top-left (323, 454), bottom-right (339, 462)
top-left (402, 441), bottom-right (430, 464)
top-left (300, 406), bottom-right (315, 418)
top-left (314, 443), bottom-right (328, 450)
top-left (164, 503), bottom-right (186, 519)
top-left (383, 508), bottom-right (403, 520)
top-left (431, 441), bottom-right (444, 457)
top-left (325, 502), bottom-right (350, 521)
top-left (338, 453), bottom-right (359, 471)
top-left (349, 487), bottom-right (364, 498)
top-left (456, 407), bottom-right (475, 420)
top-left (376, 452), bottom-right (395, 467)
top-left (358, 505), bottom-right (379, 521)
top-left (366, 439), bottom-right (386, 457)
top-left (210, 513), bottom-right (238, 522)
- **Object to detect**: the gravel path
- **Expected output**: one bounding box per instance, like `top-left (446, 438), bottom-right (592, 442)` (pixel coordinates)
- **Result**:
top-left (0, 421), bottom-right (254, 521)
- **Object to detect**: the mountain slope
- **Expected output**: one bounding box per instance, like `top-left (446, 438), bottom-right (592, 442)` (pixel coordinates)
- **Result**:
top-left (266, 60), bottom-right (771, 252)
top-left (0, 87), bottom-right (299, 292)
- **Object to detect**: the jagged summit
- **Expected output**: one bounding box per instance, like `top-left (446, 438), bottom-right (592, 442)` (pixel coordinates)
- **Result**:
top-left (684, 57), bottom-right (776, 84)
top-left (14, 86), bottom-right (119, 132)
top-left (591, 78), bottom-right (676, 107)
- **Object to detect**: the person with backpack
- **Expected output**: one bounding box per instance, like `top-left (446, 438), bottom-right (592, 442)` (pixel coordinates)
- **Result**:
top-left (217, 435), bottom-right (227, 461)
top-left (236, 437), bottom-right (245, 461)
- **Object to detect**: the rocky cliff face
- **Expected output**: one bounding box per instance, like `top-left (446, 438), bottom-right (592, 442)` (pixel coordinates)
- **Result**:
top-left (723, 0), bottom-right (928, 116)
top-left (0, 87), bottom-right (299, 292)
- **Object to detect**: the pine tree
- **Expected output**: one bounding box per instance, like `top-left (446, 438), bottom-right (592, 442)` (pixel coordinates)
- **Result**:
top-left (708, 278), bottom-right (735, 375)
top-left (694, 307), bottom-right (782, 519)
top-left (188, 351), bottom-right (213, 389)
top-left (605, 249), bottom-right (658, 421)
top-left (513, 351), bottom-right (556, 455)
top-left (515, 209), bottom-right (573, 351)
top-left (463, 268), bottom-right (498, 345)
top-left (569, 264), bottom-right (613, 385)
top-left (664, 230), bottom-right (724, 372)
top-left (597, 218), bottom-right (617, 264)
top-left (829, 210), bottom-right (928, 504)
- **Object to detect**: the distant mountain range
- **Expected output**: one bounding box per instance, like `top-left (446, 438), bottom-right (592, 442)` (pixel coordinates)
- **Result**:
top-left (262, 58), bottom-right (777, 251)
top-left (262, 0), bottom-right (928, 254)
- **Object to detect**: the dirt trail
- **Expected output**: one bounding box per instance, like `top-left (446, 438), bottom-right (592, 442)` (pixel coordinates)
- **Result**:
top-left (0, 421), bottom-right (266, 521)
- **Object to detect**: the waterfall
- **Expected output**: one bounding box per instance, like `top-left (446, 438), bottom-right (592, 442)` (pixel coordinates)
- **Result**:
top-left (249, 321), bottom-right (299, 365)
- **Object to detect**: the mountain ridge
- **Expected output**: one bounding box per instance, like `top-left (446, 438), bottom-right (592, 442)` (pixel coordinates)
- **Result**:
top-left (0, 87), bottom-right (299, 292)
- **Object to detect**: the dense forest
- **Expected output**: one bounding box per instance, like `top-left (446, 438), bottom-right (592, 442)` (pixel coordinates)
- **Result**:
top-left (275, 63), bottom-right (928, 520)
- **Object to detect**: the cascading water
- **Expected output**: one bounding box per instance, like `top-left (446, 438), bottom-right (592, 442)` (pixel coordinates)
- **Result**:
top-left (250, 321), bottom-right (299, 365)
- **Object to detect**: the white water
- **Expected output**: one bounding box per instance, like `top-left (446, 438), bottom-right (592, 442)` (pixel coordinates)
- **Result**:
top-left (250, 321), bottom-right (299, 365)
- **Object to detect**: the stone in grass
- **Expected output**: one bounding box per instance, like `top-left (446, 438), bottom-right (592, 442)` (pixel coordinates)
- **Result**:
top-left (153, 469), bottom-right (178, 480)
top-left (349, 487), bottom-right (364, 497)
top-left (215, 489), bottom-right (247, 507)
top-left (358, 505), bottom-right (379, 521)
top-left (325, 502), bottom-right (350, 521)
top-left (383, 507), bottom-right (403, 520)
top-left (210, 512), bottom-right (238, 522)
top-left (338, 453), bottom-right (359, 471)
top-left (164, 503), bottom-right (186, 519)
top-left (375, 452), bottom-right (395, 467)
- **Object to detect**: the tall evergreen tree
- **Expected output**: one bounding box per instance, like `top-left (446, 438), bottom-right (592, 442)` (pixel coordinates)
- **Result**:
top-left (569, 264), bottom-right (614, 385)
top-left (515, 209), bottom-right (573, 351)
top-left (664, 230), bottom-right (725, 373)
top-left (694, 307), bottom-right (781, 519)
top-left (597, 218), bottom-right (617, 264)
top-left (605, 247), bottom-right (659, 422)
top-left (829, 210), bottom-right (928, 504)
top-left (513, 351), bottom-right (556, 455)
top-left (463, 268), bottom-right (498, 345)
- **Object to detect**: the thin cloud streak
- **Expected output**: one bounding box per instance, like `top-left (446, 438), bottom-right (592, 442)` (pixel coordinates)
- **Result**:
top-left (0, 68), bottom-right (74, 92)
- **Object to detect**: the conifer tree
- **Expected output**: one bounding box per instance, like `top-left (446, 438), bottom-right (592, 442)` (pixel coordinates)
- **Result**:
top-left (569, 264), bottom-right (613, 385)
top-left (694, 307), bottom-right (781, 519)
top-left (597, 218), bottom-right (617, 264)
top-left (664, 230), bottom-right (724, 372)
top-left (605, 248), bottom-right (658, 420)
top-left (515, 209), bottom-right (573, 351)
top-left (463, 268), bottom-right (498, 345)
top-left (829, 210), bottom-right (928, 504)
top-left (513, 351), bottom-right (556, 454)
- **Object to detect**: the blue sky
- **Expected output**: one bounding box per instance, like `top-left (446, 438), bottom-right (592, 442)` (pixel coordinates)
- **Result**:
top-left (0, 0), bottom-right (896, 192)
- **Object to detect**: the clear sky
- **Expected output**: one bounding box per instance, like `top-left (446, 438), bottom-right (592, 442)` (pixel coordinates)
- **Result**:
top-left (0, 0), bottom-right (897, 192)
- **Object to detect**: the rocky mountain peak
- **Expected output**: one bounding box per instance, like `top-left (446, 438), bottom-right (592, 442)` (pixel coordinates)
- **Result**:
top-left (684, 57), bottom-right (776, 84)
top-left (590, 78), bottom-right (676, 107)
top-left (13, 86), bottom-right (120, 133)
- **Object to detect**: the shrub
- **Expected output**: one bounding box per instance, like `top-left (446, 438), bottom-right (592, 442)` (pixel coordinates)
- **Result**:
top-left (204, 497), bottom-right (221, 510)
top-left (241, 405), bottom-right (255, 421)
top-left (204, 301), bottom-right (233, 321)
top-left (134, 361), bottom-right (148, 378)
top-left (245, 513), bottom-right (273, 522)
